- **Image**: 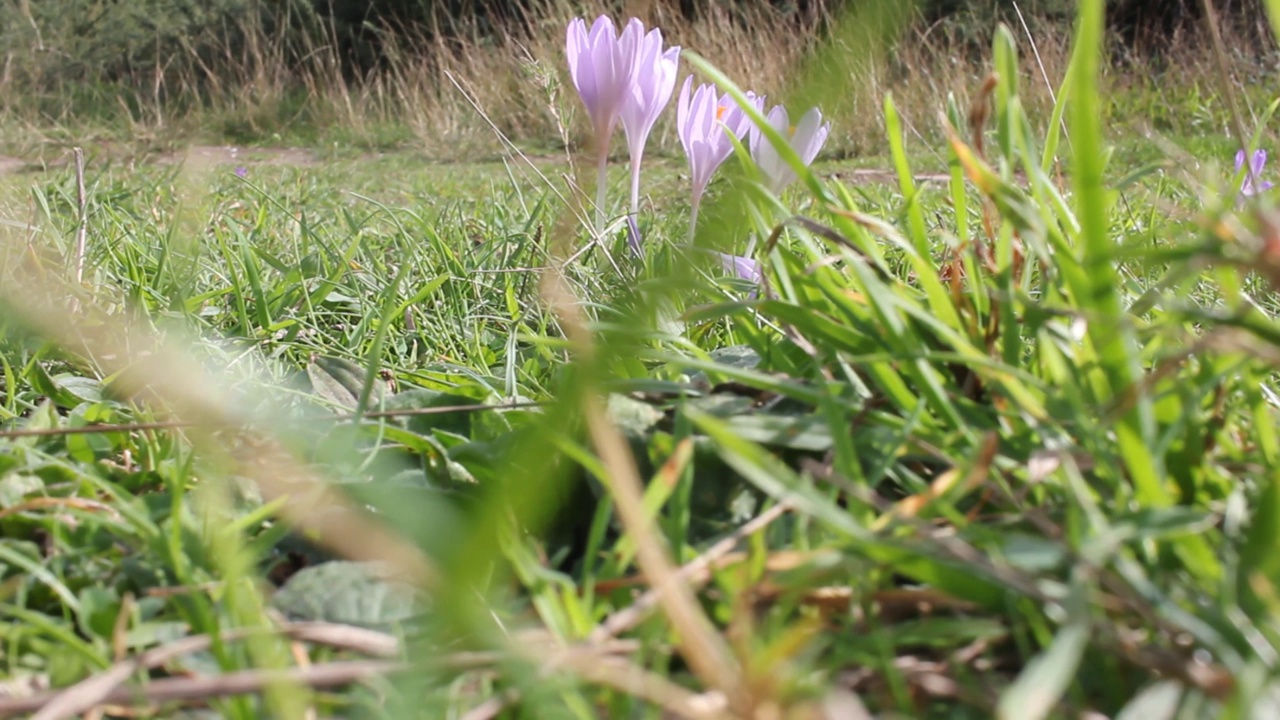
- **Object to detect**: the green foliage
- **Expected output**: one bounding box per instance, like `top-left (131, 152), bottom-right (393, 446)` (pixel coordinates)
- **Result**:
top-left (6, 5), bottom-right (1280, 717)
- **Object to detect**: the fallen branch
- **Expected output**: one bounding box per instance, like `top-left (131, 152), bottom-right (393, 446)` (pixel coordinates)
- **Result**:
top-left (0, 625), bottom-right (643, 720)
top-left (0, 661), bottom-right (403, 718)
top-left (1, 622), bottom-right (399, 720)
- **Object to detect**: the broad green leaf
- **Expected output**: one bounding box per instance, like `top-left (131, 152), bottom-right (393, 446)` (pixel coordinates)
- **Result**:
top-left (382, 387), bottom-right (482, 437)
top-left (271, 561), bottom-right (423, 629)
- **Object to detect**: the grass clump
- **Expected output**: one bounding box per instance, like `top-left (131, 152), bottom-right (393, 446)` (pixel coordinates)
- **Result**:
top-left (4, 1), bottom-right (1280, 718)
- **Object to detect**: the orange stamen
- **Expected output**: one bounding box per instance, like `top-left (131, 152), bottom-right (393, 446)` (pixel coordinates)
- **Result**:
top-left (716, 106), bottom-right (727, 120)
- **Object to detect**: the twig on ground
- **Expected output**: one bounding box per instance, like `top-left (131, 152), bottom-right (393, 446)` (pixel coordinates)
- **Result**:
top-left (545, 652), bottom-right (738, 720)
top-left (0, 496), bottom-right (120, 522)
top-left (4, 661), bottom-right (403, 717)
top-left (4, 626), bottom-right (644, 719)
top-left (10, 622), bottom-right (399, 720)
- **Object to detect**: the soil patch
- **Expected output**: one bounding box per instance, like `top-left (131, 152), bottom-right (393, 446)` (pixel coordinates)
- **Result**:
top-left (0, 146), bottom-right (952, 188)
top-left (0, 156), bottom-right (33, 175)
top-left (163, 145), bottom-right (320, 169)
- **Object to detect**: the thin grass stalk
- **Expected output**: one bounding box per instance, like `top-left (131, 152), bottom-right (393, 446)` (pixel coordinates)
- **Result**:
top-left (540, 262), bottom-right (749, 713)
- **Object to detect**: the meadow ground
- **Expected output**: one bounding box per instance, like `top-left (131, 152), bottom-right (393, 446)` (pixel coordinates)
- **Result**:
top-left (5, 5), bottom-right (1280, 719)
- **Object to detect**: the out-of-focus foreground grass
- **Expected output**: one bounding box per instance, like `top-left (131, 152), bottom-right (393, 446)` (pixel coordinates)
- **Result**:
top-left (4, 0), bottom-right (1280, 718)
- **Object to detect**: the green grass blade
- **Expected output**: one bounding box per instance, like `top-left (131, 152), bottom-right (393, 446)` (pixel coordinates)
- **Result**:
top-left (1068, 0), bottom-right (1165, 504)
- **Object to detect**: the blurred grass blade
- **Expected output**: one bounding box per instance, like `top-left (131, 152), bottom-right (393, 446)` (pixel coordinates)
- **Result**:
top-left (1068, 0), bottom-right (1165, 504)
top-left (996, 611), bottom-right (1090, 720)
top-left (884, 94), bottom-right (929, 258)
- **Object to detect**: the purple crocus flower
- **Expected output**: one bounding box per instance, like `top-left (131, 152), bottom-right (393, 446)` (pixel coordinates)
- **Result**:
top-left (566, 15), bottom-right (643, 231)
top-left (716, 252), bottom-right (762, 283)
top-left (566, 16), bottom-right (643, 145)
top-left (677, 77), bottom-right (761, 237)
top-left (1235, 149), bottom-right (1274, 197)
top-left (621, 27), bottom-right (679, 217)
top-left (749, 106), bottom-right (830, 195)
top-left (714, 252), bottom-right (763, 299)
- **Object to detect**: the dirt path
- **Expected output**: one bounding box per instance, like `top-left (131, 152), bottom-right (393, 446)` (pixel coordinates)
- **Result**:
top-left (0, 156), bottom-right (28, 175)
top-left (171, 146), bottom-right (319, 169)
top-left (0, 146), bottom-right (954, 187)
top-left (0, 146), bottom-right (321, 176)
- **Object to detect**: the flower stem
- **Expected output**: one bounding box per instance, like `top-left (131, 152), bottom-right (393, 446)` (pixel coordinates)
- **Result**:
top-left (595, 148), bottom-right (609, 235)
top-left (629, 150), bottom-right (643, 216)
top-left (687, 197), bottom-right (701, 246)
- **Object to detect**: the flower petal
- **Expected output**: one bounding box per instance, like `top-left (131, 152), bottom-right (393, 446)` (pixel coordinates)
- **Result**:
top-left (716, 253), bottom-right (762, 283)
top-left (1236, 148), bottom-right (1272, 198)
top-left (566, 18), bottom-right (586, 87)
top-left (678, 83), bottom-right (768, 207)
top-left (677, 76), bottom-right (694, 151)
top-left (589, 14), bottom-right (615, 44)
top-left (621, 27), bottom-right (679, 156)
top-left (792, 107), bottom-right (830, 166)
